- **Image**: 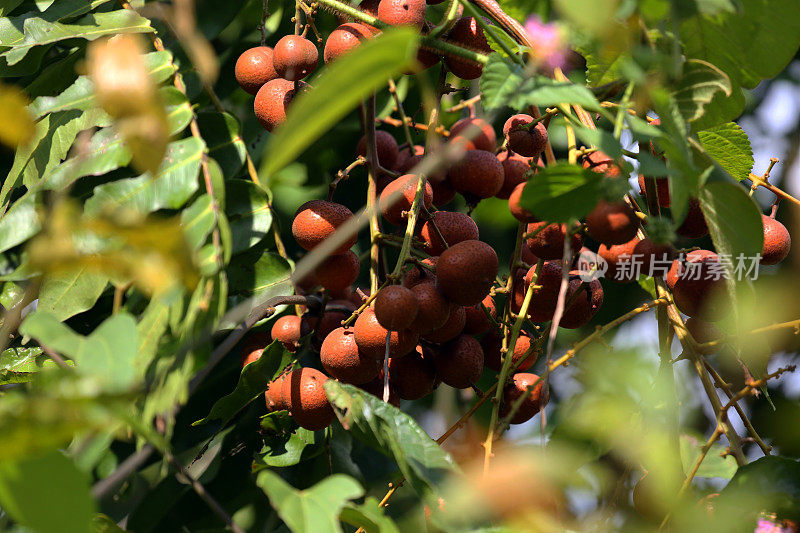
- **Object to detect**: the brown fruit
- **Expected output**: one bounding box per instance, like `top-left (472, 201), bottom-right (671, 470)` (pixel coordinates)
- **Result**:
top-left (559, 273), bottom-right (603, 329)
top-left (666, 250), bottom-right (729, 321)
top-left (675, 198), bottom-right (708, 239)
top-left (314, 300), bottom-right (356, 341)
top-left (637, 174), bottom-right (671, 208)
top-left (281, 368), bottom-right (335, 430)
top-left (354, 307), bottom-right (419, 358)
top-left (685, 317), bottom-right (723, 355)
top-left (292, 200), bottom-right (356, 254)
top-left (379, 174), bottom-right (433, 225)
top-left (377, 0), bottom-right (427, 27)
top-left (403, 256), bottom-right (438, 287)
top-left (420, 211), bottom-right (479, 256)
top-left (508, 182), bottom-right (538, 222)
top-left (502, 115), bottom-right (548, 158)
top-left (422, 304), bottom-right (466, 343)
top-left (359, 0), bottom-right (380, 16)
top-left (408, 280), bottom-right (450, 333)
top-left (496, 151), bottom-right (533, 199)
top-left (358, 376), bottom-right (401, 406)
top-left (514, 261), bottom-right (562, 322)
top-left (398, 153), bottom-right (445, 184)
top-left (435, 334), bottom-right (484, 388)
top-left (500, 373), bottom-right (547, 424)
top-left (254, 78), bottom-right (301, 131)
top-left (265, 373), bottom-right (288, 410)
top-left (413, 46), bottom-right (440, 73)
top-left (761, 214), bottom-right (791, 265)
top-left (449, 117), bottom-right (497, 152)
top-left (583, 151), bottom-right (622, 178)
top-left (482, 331), bottom-right (536, 372)
top-left (235, 46), bottom-right (278, 95)
top-left (324, 23), bottom-right (377, 63)
top-left (394, 144), bottom-right (424, 172)
top-left (448, 149), bottom-right (504, 199)
top-left (314, 250), bottom-right (360, 292)
top-left (598, 237), bottom-right (672, 283)
top-left (240, 331), bottom-right (272, 367)
top-left (320, 327), bottom-right (380, 384)
top-left (436, 240), bottom-right (499, 305)
top-left (357, 130), bottom-right (399, 169)
top-left (585, 200), bottom-right (639, 246)
top-left (271, 315), bottom-right (311, 351)
top-left (431, 178), bottom-right (456, 206)
top-left (444, 17), bottom-right (490, 80)
top-left (463, 294), bottom-right (496, 335)
top-left (526, 222), bottom-right (582, 260)
top-left (520, 241), bottom-right (539, 265)
top-left (374, 285), bottom-right (419, 330)
top-left (389, 345), bottom-right (437, 400)
top-left (273, 35), bottom-right (318, 81)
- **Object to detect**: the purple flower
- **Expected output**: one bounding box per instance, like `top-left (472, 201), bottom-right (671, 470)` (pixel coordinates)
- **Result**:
top-left (756, 518), bottom-right (786, 533)
top-left (524, 15), bottom-right (569, 72)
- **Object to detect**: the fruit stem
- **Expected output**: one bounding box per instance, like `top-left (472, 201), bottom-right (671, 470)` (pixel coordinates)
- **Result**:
top-left (429, 0), bottom-right (462, 38)
top-left (387, 78), bottom-right (415, 147)
top-left (362, 96), bottom-right (383, 294)
top-left (259, 0), bottom-right (269, 46)
top-left (460, 0), bottom-right (524, 66)
top-left (383, 331), bottom-right (391, 402)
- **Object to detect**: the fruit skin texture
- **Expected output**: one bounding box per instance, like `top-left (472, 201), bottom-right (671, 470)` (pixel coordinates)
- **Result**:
top-left (408, 280), bottom-right (451, 333)
top-left (235, 46), bottom-right (278, 95)
top-left (389, 345), bottom-right (437, 400)
top-left (271, 315), bottom-right (311, 351)
top-left (637, 174), bottom-right (671, 208)
top-left (254, 78), bottom-right (300, 132)
top-left (421, 304), bottom-right (466, 343)
top-left (560, 273), bottom-right (603, 329)
top-left (281, 368), bottom-right (335, 430)
top-left (598, 237), bottom-right (672, 283)
top-left (324, 23), bottom-right (376, 63)
top-left (500, 373), bottom-right (548, 424)
top-left (354, 307), bottom-right (419, 358)
top-left (431, 178), bottom-right (456, 206)
top-left (666, 250), bottom-right (729, 321)
top-left (526, 222), bottom-right (582, 260)
top-left (377, 0), bottom-right (427, 27)
top-left (482, 331), bottom-right (536, 372)
top-left (272, 35), bottom-right (318, 81)
top-left (313, 250), bottom-right (360, 292)
top-left (420, 211), bottom-right (479, 256)
top-left (585, 200), bottom-right (638, 246)
top-left (676, 198), bottom-right (708, 239)
top-left (448, 150), bottom-right (504, 199)
top-left (435, 334), bottom-right (484, 388)
top-left (240, 331), bottom-right (272, 367)
top-left (379, 174), bottom-right (433, 225)
top-left (761, 214), bottom-right (791, 265)
top-left (292, 200), bottom-right (356, 254)
top-left (436, 240), bottom-right (499, 306)
top-left (503, 115), bottom-right (548, 158)
top-left (583, 150), bottom-right (622, 178)
top-left (449, 117), bottom-right (496, 152)
top-left (320, 327), bottom-right (380, 384)
top-left (508, 182), bottom-right (537, 222)
top-left (313, 300), bottom-right (356, 341)
top-left (515, 261), bottom-right (562, 322)
top-left (444, 17), bottom-right (491, 80)
top-left (685, 317), bottom-right (722, 355)
top-left (357, 130), bottom-right (399, 169)
top-left (463, 294), bottom-right (496, 335)
top-left (265, 374), bottom-right (287, 410)
top-left (403, 257), bottom-right (438, 288)
top-left (496, 151), bottom-right (533, 199)
top-left (374, 285), bottom-right (419, 330)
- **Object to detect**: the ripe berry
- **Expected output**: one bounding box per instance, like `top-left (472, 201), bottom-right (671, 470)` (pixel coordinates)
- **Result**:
top-left (398, 152), bottom-right (447, 183)
top-left (320, 327), bottom-right (380, 384)
top-left (420, 211), bottom-right (479, 255)
top-left (377, 0), bottom-right (427, 28)
top-left (235, 46), bottom-right (278, 95)
top-left (583, 151), bottom-right (622, 178)
top-left (560, 273), bottom-right (603, 329)
top-left (463, 294), bottom-right (496, 335)
top-left (292, 200), bottom-right (356, 254)
top-left (435, 334), bottom-right (484, 388)
top-left (389, 345), bottom-right (437, 400)
top-left (358, 376), bottom-right (401, 406)
top-left (273, 35), bottom-right (318, 81)
top-left (271, 315), bottom-right (311, 351)
top-left (403, 257), bottom-right (438, 287)
top-left (496, 151), bottom-right (533, 199)
top-left (254, 78), bottom-right (301, 132)
top-left (761, 214), bottom-right (791, 265)
top-left (500, 373), bottom-right (547, 424)
top-left (482, 331), bottom-right (536, 372)
top-left (676, 198), bottom-right (708, 239)
top-left (374, 285), bottom-right (419, 330)
top-left (436, 240), bottom-right (499, 306)
top-left (324, 23), bottom-right (376, 63)
top-left (448, 149), bottom-right (504, 199)
top-left (354, 307), bottom-right (419, 358)
top-left (526, 222), bottom-right (583, 260)
top-left (394, 144), bottom-right (424, 172)
top-left (314, 300), bottom-right (356, 341)
top-left (240, 331), bottom-right (272, 367)
top-left (508, 182), bottom-right (537, 222)
top-left (444, 17), bottom-right (490, 80)
top-left (521, 241), bottom-right (539, 265)
top-left (421, 304), bottom-right (466, 343)
top-left (314, 250), bottom-right (360, 292)
top-left (585, 200), bottom-right (639, 246)
top-left (637, 174), bottom-right (671, 208)
top-left (516, 261), bottom-right (562, 322)
top-left (379, 174), bottom-right (433, 226)
top-left (685, 317), bottom-right (723, 355)
top-left (265, 373), bottom-right (288, 410)
top-left (449, 117), bottom-right (497, 152)
top-left (502, 115), bottom-right (548, 157)
top-left (666, 250), bottom-right (729, 321)
top-left (359, 0), bottom-right (380, 17)
top-left (281, 367), bottom-right (335, 430)
top-left (598, 237), bottom-right (672, 283)
top-left (431, 178), bottom-right (456, 206)
top-left (408, 280), bottom-right (450, 333)
top-left (357, 130), bottom-right (399, 169)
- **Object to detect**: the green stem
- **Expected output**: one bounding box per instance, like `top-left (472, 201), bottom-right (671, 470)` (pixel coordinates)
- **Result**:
top-left (460, 0), bottom-right (522, 65)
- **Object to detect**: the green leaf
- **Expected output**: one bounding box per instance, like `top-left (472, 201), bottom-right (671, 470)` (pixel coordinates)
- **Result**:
top-left (340, 498), bottom-right (401, 533)
top-left (225, 179), bottom-right (273, 254)
top-left (262, 28), bottom-right (418, 177)
top-left (679, 433), bottom-right (737, 479)
top-left (135, 298), bottom-right (170, 375)
top-left (672, 59), bottom-right (731, 123)
top-left (194, 340), bottom-right (292, 426)
top-left (581, 47), bottom-right (628, 87)
top-left (325, 381), bottom-right (457, 498)
top-left (0, 0), bottom-right (114, 47)
top-left (20, 311), bottom-right (138, 391)
top-left (258, 411), bottom-right (325, 467)
top-left (227, 252), bottom-right (294, 309)
top-left (37, 268), bottom-right (109, 321)
top-left (197, 111), bottom-right (247, 178)
top-left (699, 181), bottom-right (763, 265)
top-left (691, 87), bottom-right (746, 131)
top-left (697, 122), bottom-right (753, 181)
top-left (84, 137), bottom-right (204, 215)
top-left (0, 346), bottom-right (64, 385)
top-left (181, 194), bottom-right (216, 250)
top-left (91, 514), bottom-right (127, 533)
top-left (718, 455), bottom-right (800, 522)
top-left (40, 128), bottom-right (131, 192)
top-left (518, 162), bottom-right (603, 223)
top-left (0, 450), bottom-right (95, 533)
top-left (0, 192), bottom-right (40, 254)
top-left (257, 471), bottom-right (364, 533)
